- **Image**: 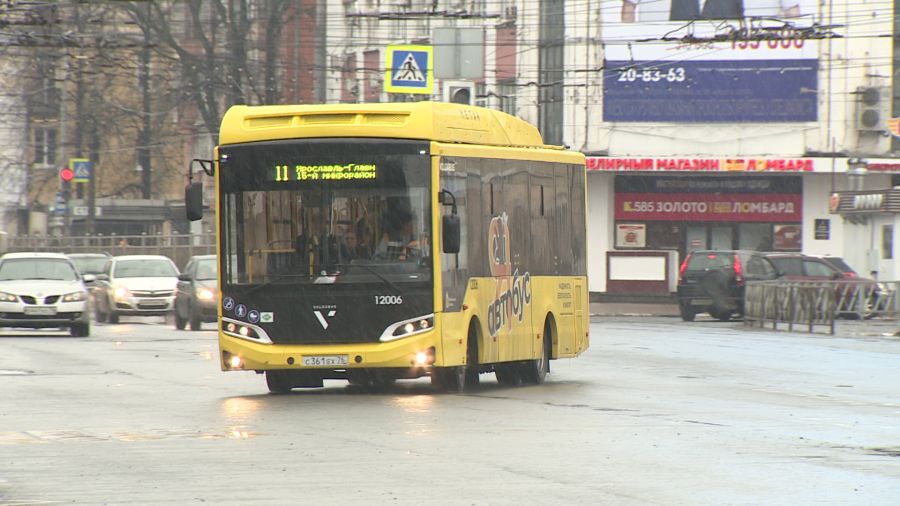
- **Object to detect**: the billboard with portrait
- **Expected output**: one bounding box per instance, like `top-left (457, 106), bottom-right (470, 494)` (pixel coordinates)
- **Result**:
top-left (601, 0), bottom-right (820, 122)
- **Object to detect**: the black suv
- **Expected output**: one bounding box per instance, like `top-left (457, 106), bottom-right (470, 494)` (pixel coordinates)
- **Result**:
top-left (677, 250), bottom-right (780, 321)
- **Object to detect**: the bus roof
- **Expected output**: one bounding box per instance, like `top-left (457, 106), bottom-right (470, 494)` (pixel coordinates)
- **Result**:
top-left (219, 102), bottom-right (557, 150)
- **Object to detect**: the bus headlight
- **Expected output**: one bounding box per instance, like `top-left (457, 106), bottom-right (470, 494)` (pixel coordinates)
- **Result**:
top-left (380, 314), bottom-right (434, 342)
top-left (221, 317), bottom-right (272, 344)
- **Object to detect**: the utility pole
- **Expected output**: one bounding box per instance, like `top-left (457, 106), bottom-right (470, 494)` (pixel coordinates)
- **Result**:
top-left (137, 2), bottom-right (152, 199)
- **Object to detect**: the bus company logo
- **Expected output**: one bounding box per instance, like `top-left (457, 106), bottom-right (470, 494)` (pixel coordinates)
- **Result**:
top-left (312, 304), bottom-right (337, 330)
top-left (487, 213), bottom-right (532, 337)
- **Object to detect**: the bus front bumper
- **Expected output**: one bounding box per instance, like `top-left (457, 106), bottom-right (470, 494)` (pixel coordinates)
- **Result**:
top-left (218, 330), bottom-right (442, 373)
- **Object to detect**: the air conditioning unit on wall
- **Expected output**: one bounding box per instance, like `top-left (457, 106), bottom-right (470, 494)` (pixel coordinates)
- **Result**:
top-left (856, 86), bottom-right (890, 132)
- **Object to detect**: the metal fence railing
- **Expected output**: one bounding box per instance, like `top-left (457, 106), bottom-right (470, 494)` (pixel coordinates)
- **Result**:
top-left (744, 280), bottom-right (899, 335)
top-left (2, 233), bottom-right (216, 269)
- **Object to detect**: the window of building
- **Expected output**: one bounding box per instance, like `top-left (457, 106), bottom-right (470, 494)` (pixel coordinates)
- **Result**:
top-left (498, 80), bottom-right (517, 115)
top-left (883, 224), bottom-right (893, 259)
top-left (34, 127), bottom-right (57, 166)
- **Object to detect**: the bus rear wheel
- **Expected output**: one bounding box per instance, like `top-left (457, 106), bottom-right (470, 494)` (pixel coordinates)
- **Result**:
top-left (521, 320), bottom-right (551, 384)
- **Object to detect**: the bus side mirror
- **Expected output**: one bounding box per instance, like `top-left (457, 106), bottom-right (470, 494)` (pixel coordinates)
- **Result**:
top-left (185, 182), bottom-right (203, 221)
top-left (442, 214), bottom-right (460, 254)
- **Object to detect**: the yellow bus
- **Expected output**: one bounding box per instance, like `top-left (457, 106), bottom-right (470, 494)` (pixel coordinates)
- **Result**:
top-left (185, 101), bottom-right (589, 393)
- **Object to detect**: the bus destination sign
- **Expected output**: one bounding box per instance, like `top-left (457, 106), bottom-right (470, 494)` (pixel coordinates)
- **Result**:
top-left (273, 163), bottom-right (377, 182)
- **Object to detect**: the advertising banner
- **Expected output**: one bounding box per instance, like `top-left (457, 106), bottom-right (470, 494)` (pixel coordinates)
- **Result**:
top-left (616, 223), bottom-right (647, 247)
top-left (601, 0), bottom-right (820, 122)
top-left (587, 156), bottom-right (834, 173)
top-left (614, 192), bottom-right (802, 222)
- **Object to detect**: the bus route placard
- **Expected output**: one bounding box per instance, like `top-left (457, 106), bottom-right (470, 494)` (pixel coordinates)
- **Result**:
top-left (273, 163), bottom-right (377, 182)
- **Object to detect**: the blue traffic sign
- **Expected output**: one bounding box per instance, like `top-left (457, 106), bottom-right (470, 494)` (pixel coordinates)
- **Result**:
top-left (70, 158), bottom-right (92, 183)
top-left (385, 45), bottom-right (433, 94)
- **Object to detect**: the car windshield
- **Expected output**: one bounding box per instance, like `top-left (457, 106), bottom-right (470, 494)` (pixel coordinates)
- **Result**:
top-left (0, 258), bottom-right (79, 281)
top-left (686, 252), bottom-right (734, 271)
top-left (113, 259), bottom-right (177, 278)
top-left (195, 259), bottom-right (217, 280)
top-left (70, 256), bottom-right (107, 274)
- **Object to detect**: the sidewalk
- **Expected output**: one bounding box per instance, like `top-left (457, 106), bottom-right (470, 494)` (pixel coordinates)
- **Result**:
top-left (590, 301), bottom-right (680, 317)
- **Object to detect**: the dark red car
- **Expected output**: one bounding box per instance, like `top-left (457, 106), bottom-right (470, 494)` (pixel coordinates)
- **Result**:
top-left (764, 253), bottom-right (881, 319)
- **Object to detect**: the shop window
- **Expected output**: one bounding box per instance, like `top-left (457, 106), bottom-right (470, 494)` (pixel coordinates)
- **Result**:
top-left (738, 223), bottom-right (771, 251)
top-left (646, 222), bottom-right (680, 249)
top-left (883, 225), bottom-right (893, 259)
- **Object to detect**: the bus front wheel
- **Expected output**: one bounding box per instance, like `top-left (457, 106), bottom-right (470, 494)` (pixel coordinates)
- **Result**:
top-left (432, 325), bottom-right (480, 392)
top-left (265, 371), bottom-right (293, 394)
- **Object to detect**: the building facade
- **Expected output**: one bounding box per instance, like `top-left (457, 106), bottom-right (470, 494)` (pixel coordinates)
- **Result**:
top-left (328, 0), bottom-right (898, 295)
top-left (6, 0), bottom-right (897, 292)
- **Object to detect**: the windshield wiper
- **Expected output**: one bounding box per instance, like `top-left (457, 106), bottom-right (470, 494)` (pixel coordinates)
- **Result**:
top-left (332, 263), bottom-right (402, 293)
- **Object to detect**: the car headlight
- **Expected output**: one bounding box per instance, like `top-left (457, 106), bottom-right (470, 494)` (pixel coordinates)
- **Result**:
top-left (113, 286), bottom-right (131, 299)
top-left (196, 287), bottom-right (216, 301)
top-left (62, 291), bottom-right (87, 302)
top-left (0, 291), bottom-right (17, 302)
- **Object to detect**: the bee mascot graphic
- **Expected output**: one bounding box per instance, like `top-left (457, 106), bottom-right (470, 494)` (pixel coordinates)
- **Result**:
top-left (487, 212), bottom-right (532, 337)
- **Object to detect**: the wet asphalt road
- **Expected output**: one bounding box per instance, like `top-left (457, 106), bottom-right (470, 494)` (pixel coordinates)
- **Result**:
top-left (1, 316), bottom-right (898, 505)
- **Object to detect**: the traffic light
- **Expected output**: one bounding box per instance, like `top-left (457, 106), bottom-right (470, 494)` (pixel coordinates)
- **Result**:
top-left (443, 81), bottom-right (474, 105)
top-left (59, 166), bottom-right (74, 199)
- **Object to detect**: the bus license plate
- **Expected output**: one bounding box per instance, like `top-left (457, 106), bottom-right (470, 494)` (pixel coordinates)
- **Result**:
top-left (24, 306), bottom-right (57, 315)
top-left (302, 355), bottom-right (348, 367)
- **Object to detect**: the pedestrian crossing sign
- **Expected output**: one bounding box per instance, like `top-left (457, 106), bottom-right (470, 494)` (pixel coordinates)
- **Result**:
top-left (385, 45), bottom-right (433, 94)
top-left (69, 158), bottom-right (92, 184)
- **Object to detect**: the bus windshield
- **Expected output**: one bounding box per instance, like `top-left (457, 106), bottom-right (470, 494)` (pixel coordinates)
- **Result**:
top-left (219, 139), bottom-right (432, 288)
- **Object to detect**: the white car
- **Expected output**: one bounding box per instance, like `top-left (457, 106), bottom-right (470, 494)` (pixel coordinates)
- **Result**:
top-left (94, 255), bottom-right (180, 323)
top-left (0, 252), bottom-right (92, 337)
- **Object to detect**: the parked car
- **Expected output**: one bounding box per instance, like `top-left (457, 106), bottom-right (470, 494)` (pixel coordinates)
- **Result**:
top-left (0, 252), bottom-right (91, 336)
top-left (677, 250), bottom-right (780, 322)
top-left (764, 253), bottom-right (881, 319)
top-left (67, 252), bottom-right (111, 278)
top-left (174, 254), bottom-right (218, 331)
top-left (819, 256), bottom-right (859, 279)
top-left (94, 255), bottom-right (180, 323)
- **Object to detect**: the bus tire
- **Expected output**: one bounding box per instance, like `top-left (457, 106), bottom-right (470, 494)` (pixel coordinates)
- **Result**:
top-left (265, 371), bottom-right (293, 394)
top-left (521, 319), bottom-right (551, 384)
top-left (433, 324), bottom-right (480, 392)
